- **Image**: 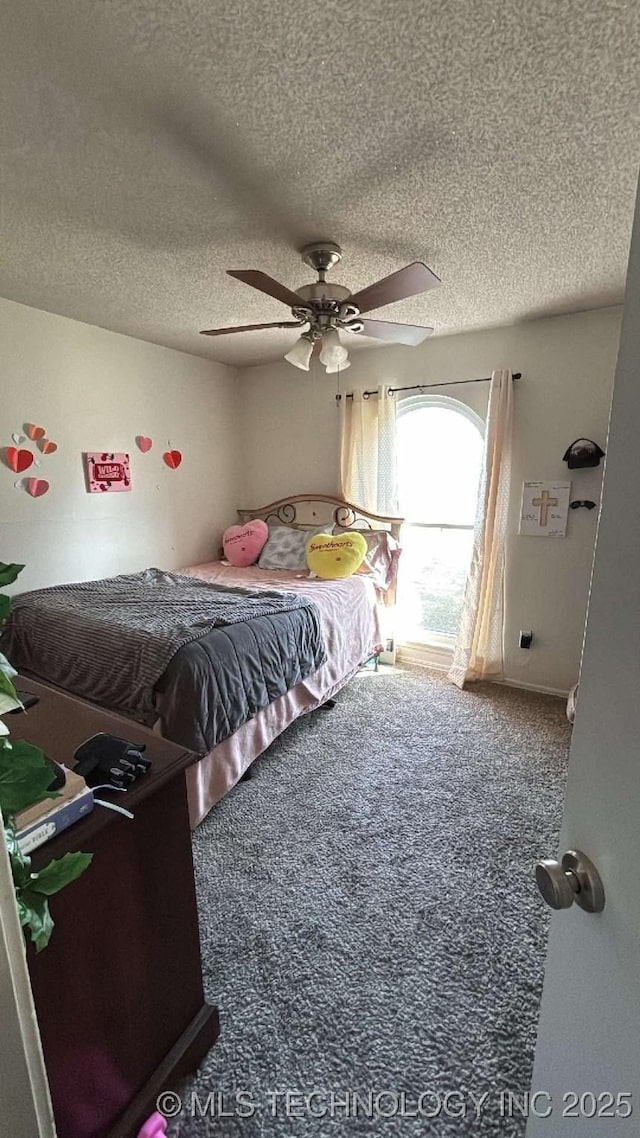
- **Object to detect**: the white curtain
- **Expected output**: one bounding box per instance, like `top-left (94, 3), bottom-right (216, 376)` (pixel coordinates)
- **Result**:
top-left (339, 385), bottom-right (398, 514)
top-left (448, 368), bottom-right (514, 688)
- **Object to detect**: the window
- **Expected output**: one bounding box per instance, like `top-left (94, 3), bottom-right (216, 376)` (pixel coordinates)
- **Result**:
top-left (395, 394), bottom-right (484, 645)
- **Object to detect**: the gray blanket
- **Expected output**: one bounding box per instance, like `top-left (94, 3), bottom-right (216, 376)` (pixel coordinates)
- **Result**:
top-left (3, 569), bottom-right (327, 752)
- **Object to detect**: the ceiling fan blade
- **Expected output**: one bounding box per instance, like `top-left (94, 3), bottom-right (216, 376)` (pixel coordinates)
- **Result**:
top-left (200, 321), bottom-right (305, 337)
top-left (227, 270), bottom-right (304, 310)
top-left (349, 262), bottom-right (441, 315)
top-left (355, 319), bottom-right (434, 346)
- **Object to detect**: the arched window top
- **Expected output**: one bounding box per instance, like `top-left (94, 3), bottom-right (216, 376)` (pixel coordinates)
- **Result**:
top-left (397, 391), bottom-right (485, 434)
top-left (396, 392), bottom-right (484, 526)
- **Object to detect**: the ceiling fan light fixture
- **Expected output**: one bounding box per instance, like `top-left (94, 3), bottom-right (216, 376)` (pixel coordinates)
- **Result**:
top-left (284, 334), bottom-right (314, 371)
top-left (324, 357), bottom-right (351, 374)
top-left (319, 327), bottom-right (349, 371)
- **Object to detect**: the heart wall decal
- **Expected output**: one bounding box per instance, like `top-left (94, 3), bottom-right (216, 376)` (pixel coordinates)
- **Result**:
top-left (5, 447), bottom-right (34, 473)
top-left (136, 436), bottom-right (153, 453)
top-left (25, 423), bottom-right (46, 441)
top-left (26, 478), bottom-right (50, 497)
top-left (163, 450), bottom-right (182, 469)
top-left (38, 439), bottom-right (58, 455)
top-left (12, 433), bottom-right (25, 445)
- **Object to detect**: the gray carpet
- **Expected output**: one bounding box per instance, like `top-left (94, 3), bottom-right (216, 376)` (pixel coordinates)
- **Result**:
top-left (168, 666), bottom-right (570, 1137)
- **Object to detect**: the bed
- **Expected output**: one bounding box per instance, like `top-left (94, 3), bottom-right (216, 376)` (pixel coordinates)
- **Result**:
top-left (4, 494), bottom-right (403, 827)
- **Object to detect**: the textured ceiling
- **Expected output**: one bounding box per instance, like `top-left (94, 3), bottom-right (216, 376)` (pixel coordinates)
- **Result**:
top-left (1, 0), bottom-right (639, 367)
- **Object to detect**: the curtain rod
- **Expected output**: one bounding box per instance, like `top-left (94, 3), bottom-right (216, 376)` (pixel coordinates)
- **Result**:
top-left (335, 372), bottom-right (521, 401)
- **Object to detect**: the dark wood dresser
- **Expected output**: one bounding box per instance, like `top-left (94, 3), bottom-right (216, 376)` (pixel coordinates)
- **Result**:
top-left (14, 677), bottom-right (219, 1138)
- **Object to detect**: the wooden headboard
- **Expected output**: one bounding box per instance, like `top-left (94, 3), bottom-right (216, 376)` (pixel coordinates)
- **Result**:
top-left (237, 494), bottom-right (403, 542)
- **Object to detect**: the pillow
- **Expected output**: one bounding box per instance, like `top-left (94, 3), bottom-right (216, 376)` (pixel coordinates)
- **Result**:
top-left (223, 519), bottom-right (269, 567)
top-left (333, 527), bottom-right (401, 591)
top-left (258, 524), bottom-right (326, 571)
top-left (306, 531), bottom-right (368, 579)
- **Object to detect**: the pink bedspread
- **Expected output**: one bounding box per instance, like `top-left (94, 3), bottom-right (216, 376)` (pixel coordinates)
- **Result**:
top-left (178, 561), bottom-right (382, 826)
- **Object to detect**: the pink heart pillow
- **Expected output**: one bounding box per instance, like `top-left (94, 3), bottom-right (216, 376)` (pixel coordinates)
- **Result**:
top-left (223, 519), bottom-right (269, 567)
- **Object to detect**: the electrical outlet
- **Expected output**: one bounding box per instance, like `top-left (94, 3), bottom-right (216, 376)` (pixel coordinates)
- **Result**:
top-left (519, 630), bottom-right (533, 650)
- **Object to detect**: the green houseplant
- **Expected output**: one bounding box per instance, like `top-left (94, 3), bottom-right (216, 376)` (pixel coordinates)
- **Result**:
top-left (0, 562), bottom-right (92, 951)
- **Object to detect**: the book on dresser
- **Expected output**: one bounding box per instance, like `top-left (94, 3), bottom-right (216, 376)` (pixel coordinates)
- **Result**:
top-left (15, 766), bottom-right (94, 853)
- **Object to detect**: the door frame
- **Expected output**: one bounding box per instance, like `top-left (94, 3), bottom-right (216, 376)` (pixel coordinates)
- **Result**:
top-left (0, 823), bottom-right (55, 1137)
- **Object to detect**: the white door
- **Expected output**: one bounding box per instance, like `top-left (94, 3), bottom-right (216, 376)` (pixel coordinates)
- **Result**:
top-left (527, 185), bottom-right (640, 1132)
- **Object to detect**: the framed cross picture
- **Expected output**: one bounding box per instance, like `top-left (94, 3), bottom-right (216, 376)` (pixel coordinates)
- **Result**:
top-left (520, 480), bottom-right (571, 537)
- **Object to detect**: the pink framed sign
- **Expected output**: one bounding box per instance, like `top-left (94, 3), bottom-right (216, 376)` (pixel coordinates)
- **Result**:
top-left (84, 452), bottom-right (131, 493)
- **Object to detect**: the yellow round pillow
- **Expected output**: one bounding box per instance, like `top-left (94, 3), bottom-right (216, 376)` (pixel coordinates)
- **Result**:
top-left (306, 531), bottom-right (368, 579)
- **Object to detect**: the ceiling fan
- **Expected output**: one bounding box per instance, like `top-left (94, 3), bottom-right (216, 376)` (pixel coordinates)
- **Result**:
top-left (200, 242), bottom-right (441, 372)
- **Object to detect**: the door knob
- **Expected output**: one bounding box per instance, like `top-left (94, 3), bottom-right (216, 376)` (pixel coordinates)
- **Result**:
top-left (535, 849), bottom-right (605, 914)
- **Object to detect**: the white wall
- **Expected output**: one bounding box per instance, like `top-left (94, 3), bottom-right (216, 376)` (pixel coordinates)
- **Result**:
top-left (0, 298), bottom-right (241, 592)
top-left (239, 307), bottom-right (622, 693)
